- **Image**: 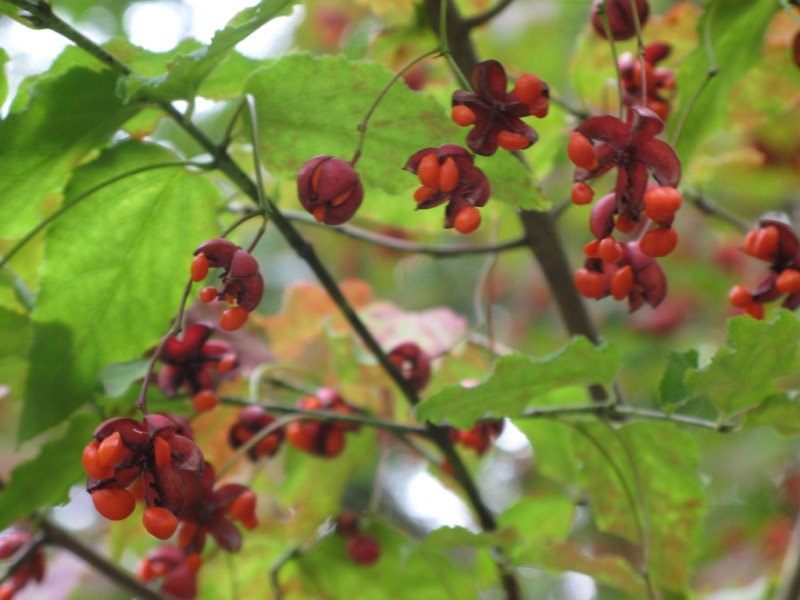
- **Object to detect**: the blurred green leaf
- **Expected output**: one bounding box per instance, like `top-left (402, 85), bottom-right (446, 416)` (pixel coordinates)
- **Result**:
top-left (120, 0), bottom-right (298, 102)
top-left (499, 493), bottom-right (574, 562)
top-left (0, 67), bottom-right (139, 237)
top-left (668, 0), bottom-right (778, 165)
top-left (572, 421), bottom-right (705, 592)
top-left (531, 541), bottom-right (647, 596)
top-left (0, 412), bottom-right (97, 530)
top-left (244, 53), bottom-right (544, 210)
top-left (659, 349), bottom-right (699, 412)
top-left (0, 48), bottom-right (8, 108)
top-left (98, 358), bottom-right (149, 398)
top-left (513, 419), bottom-right (579, 486)
top-left (743, 393), bottom-right (800, 437)
top-left (685, 312), bottom-right (800, 419)
top-left (21, 140), bottom-right (220, 441)
top-left (290, 520), bottom-right (477, 598)
top-left (416, 337), bottom-right (620, 428)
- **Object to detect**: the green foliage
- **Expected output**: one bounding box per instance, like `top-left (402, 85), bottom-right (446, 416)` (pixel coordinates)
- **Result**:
top-left (668, 0), bottom-right (778, 165)
top-left (0, 68), bottom-right (139, 237)
top-left (417, 337), bottom-right (621, 428)
top-left (120, 0), bottom-right (298, 102)
top-left (22, 141), bottom-right (220, 441)
top-left (0, 412), bottom-right (97, 530)
top-left (572, 422), bottom-right (705, 592)
top-left (684, 312), bottom-right (800, 420)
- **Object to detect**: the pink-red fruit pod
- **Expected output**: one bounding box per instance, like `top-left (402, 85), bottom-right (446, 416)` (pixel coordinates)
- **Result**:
top-left (591, 0), bottom-right (650, 41)
top-left (346, 535), bottom-right (381, 565)
top-left (297, 155), bottom-right (364, 226)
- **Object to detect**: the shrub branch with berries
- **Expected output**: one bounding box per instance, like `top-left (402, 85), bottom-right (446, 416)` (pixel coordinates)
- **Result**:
top-left (1, 1), bottom-right (799, 600)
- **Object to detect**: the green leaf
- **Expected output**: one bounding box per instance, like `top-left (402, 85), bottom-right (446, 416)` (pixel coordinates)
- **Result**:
top-left (244, 54), bottom-right (544, 211)
top-left (668, 0), bottom-right (778, 165)
top-left (0, 412), bottom-right (97, 530)
top-left (572, 422), bottom-right (705, 591)
top-left (98, 358), bottom-right (150, 398)
top-left (21, 140), bottom-right (220, 441)
top-left (530, 541), bottom-right (647, 596)
top-left (658, 349), bottom-right (699, 412)
top-left (743, 393), bottom-right (800, 436)
top-left (513, 419), bottom-right (579, 486)
top-left (0, 306), bottom-right (30, 396)
top-left (0, 48), bottom-right (8, 108)
top-left (684, 312), bottom-right (800, 419)
top-left (291, 521), bottom-right (477, 599)
top-left (416, 337), bottom-right (621, 428)
top-left (499, 493), bottom-right (574, 562)
top-left (120, 0), bottom-right (298, 102)
top-left (0, 67), bottom-right (139, 237)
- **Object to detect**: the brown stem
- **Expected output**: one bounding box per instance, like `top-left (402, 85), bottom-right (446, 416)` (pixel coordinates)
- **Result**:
top-left (40, 519), bottom-right (165, 600)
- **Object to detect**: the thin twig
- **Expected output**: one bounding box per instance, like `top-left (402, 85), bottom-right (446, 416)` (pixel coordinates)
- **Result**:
top-left (684, 189), bottom-right (750, 233)
top-left (40, 518), bottom-right (165, 600)
top-left (597, 0), bottom-right (624, 117)
top-left (351, 48), bottom-right (439, 167)
top-left (462, 0), bottom-right (514, 29)
top-left (282, 209), bottom-right (529, 257)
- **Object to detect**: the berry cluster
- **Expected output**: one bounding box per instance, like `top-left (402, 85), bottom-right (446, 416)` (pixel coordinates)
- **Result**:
top-left (297, 155), bottom-right (364, 225)
top-left (568, 106), bottom-right (681, 311)
top-left (157, 323), bottom-right (238, 412)
top-left (228, 405), bottom-right (285, 460)
top-left (387, 341), bottom-right (431, 392)
top-left (451, 60), bottom-right (549, 156)
top-left (285, 389), bottom-right (362, 457)
top-left (335, 510), bottom-right (381, 566)
top-left (404, 60), bottom-right (549, 234)
top-left (618, 42), bottom-right (675, 121)
top-left (404, 145), bottom-right (489, 234)
top-left (728, 220), bottom-right (800, 319)
top-left (137, 546), bottom-right (201, 600)
top-left (0, 530), bottom-right (45, 599)
top-left (192, 238), bottom-right (264, 331)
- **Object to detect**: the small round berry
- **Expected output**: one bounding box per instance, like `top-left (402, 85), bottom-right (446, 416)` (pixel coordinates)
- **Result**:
top-left (640, 227), bottom-right (679, 258)
top-left (728, 284), bottom-right (753, 309)
top-left (417, 154), bottom-right (440, 189)
top-left (346, 535), bottom-right (381, 566)
top-left (567, 131), bottom-right (598, 170)
top-left (497, 131), bottom-right (531, 152)
top-left (414, 186), bottom-right (437, 204)
top-left (91, 488), bottom-right (136, 521)
top-left (571, 182), bottom-right (594, 205)
top-left (153, 435), bottom-right (173, 467)
top-left (438, 157), bottom-right (459, 193)
top-left (190, 253), bottom-right (209, 282)
top-left (192, 389), bottom-right (219, 412)
top-left (143, 507), bottom-right (179, 540)
top-left (198, 286), bottom-right (219, 303)
top-left (97, 432), bottom-right (124, 468)
top-left (643, 186), bottom-right (683, 223)
top-left (513, 73), bottom-right (544, 105)
top-left (216, 353), bottom-right (237, 374)
top-left (776, 269), bottom-right (800, 294)
top-left (749, 226), bottom-right (780, 260)
top-left (219, 306), bottom-right (250, 331)
top-left (574, 268), bottom-right (605, 299)
top-left (451, 105), bottom-right (476, 127)
top-left (583, 239), bottom-right (601, 258)
top-left (746, 302), bottom-right (765, 319)
top-left (82, 441), bottom-right (115, 480)
top-left (453, 206), bottom-right (482, 234)
top-left (615, 213), bottom-right (637, 234)
top-left (324, 428), bottom-right (346, 457)
top-left (528, 95), bottom-right (549, 118)
top-left (610, 266), bottom-right (634, 300)
top-left (230, 490), bottom-right (257, 525)
top-left (598, 237), bottom-right (623, 263)
top-left (285, 422), bottom-right (314, 453)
